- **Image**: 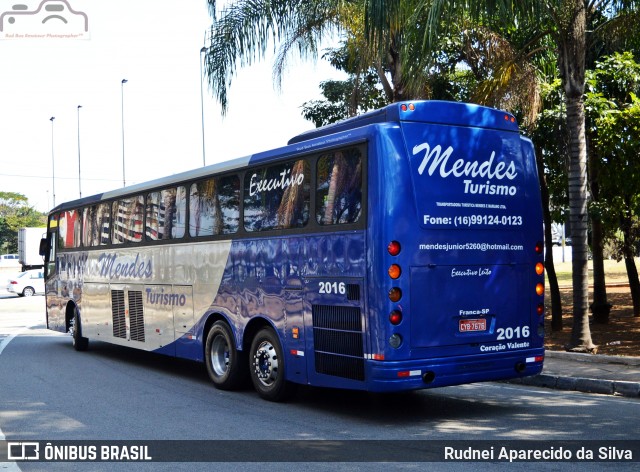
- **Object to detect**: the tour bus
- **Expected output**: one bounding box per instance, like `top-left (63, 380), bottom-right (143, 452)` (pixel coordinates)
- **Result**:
top-left (41, 101), bottom-right (545, 401)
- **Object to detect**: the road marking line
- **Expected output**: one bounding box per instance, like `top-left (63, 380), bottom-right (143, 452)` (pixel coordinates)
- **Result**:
top-left (1, 326), bottom-right (35, 471)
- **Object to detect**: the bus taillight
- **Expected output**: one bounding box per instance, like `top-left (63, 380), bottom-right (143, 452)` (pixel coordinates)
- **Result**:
top-left (535, 283), bottom-right (544, 296)
top-left (388, 264), bottom-right (401, 279)
top-left (535, 241), bottom-right (543, 254)
top-left (387, 241), bottom-right (401, 256)
top-left (537, 303), bottom-right (544, 315)
top-left (389, 310), bottom-right (402, 325)
top-left (535, 262), bottom-right (544, 275)
top-left (388, 287), bottom-right (402, 302)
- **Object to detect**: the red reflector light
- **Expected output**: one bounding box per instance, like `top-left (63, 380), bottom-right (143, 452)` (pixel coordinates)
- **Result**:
top-left (535, 262), bottom-right (544, 275)
top-left (389, 310), bottom-right (402, 325)
top-left (397, 371), bottom-right (410, 378)
top-left (537, 303), bottom-right (544, 315)
top-left (10, 281), bottom-right (17, 284)
top-left (388, 287), bottom-right (402, 302)
top-left (535, 241), bottom-right (543, 254)
top-left (535, 356), bottom-right (544, 362)
top-left (536, 283), bottom-right (544, 296)
top-left (388, 264), bottom-right (401, 279)
top-left (387, 241), bottom-right (401, 256)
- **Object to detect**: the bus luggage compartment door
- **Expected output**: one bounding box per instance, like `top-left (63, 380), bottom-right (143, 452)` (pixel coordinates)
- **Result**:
top-left (304, 277), bottom-right (366, 386)
top-left (410, 264), bottom-right (531, 349)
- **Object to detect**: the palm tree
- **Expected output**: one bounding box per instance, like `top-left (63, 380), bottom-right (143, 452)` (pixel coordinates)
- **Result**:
top-left (406, 0), bottom-right (638, 351)
top-left (204, 0), bottom-right (439, 114)
top-left (205, 0), bottom-right (639, 351)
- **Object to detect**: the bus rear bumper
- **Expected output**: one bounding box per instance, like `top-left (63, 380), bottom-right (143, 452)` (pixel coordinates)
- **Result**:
top-left (365, 349), bottom-right (545, 393)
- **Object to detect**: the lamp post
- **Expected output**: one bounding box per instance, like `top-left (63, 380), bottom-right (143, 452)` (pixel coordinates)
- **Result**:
top-left (200, 47), bottom-right (208, 166)
top-left (121, 79), bottom-right (128, 187)
top-left (77, 105), bottom-right (82, 198)
top-left (49, 116), bottom-right (56, 207)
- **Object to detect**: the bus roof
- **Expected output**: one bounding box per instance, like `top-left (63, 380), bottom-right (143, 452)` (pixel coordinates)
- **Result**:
top-left (287, 100), bottom-right (520, 145)
top-left (49, 100), bottom-right (518, 214)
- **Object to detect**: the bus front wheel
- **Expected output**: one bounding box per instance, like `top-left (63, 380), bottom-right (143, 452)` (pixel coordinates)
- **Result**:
top-left (205, 320), bottom-right (247, 390)
top-left (71, 307), bottom-right (88, 352)
top-left (249, 328), bottom-right (295, 402)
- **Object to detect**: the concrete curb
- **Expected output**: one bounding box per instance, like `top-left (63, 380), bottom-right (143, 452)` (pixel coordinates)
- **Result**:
top-left (507, 374), bottom-right (640, 398)
top-left (544, 350), bottom-right (640, 366)
top-left (504, 351), bottom-right (640, 397)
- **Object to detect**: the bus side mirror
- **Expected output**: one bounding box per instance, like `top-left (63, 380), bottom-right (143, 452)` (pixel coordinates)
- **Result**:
top-left (39, 238), bottom-right (48, 257)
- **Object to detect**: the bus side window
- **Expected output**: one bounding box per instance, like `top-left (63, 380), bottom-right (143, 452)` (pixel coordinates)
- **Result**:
top-left (113, 196), bottom-right (144, 244)
top-left (190, 175), bottom-right (239, 237)
top-left (316, 148), bottom-right (363, 225)
top-left (95, 202), bottom-right (111, 245)
top-left (244, 160), bottom-right (310, 232)
top-left (147, 187), bottom-right (185, 241)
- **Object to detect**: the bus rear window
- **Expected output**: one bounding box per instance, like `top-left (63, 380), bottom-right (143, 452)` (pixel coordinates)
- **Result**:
top-left (244, 159), bottom-right (310, 232)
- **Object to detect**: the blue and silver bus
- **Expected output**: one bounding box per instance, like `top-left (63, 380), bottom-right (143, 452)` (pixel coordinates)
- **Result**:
top-left (41, 101), bottom-right (545, 401)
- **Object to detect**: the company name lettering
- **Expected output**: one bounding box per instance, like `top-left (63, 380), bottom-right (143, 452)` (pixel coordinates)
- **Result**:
top-left (249, 167), bottom-right (305, 197)
top-left (98, 253), bottom-right (152, 279)
top-left (413, 142), bottom-right (518, 195)
top-left (145, 288), bottom-right (186, 306)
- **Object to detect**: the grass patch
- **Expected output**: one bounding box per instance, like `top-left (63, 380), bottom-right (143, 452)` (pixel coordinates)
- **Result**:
top-left (549, 256), bottom-right (634, 286)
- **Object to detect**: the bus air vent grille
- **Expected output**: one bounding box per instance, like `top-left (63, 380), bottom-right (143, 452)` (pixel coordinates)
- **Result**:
top-left (312, 304), bottom-right (364, 381)
top-left (128, 290), bottom-right (145, 342)
top-left (111, 290), bottom-right (126, 339)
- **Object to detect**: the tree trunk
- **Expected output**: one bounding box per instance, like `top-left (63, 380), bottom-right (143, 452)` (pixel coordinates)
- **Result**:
top-left (535, 143), bottom-right (562, 330)
top-left (590, 217), bottom-right (611, 323)
top-left (565, 94), bottom-right (595, 351)
top-left (589, 160), bottom-right (610, 323)
top-left (622, 218), bottom-right (640, 317)
top-left (559, 1), bottom-right (595, 352)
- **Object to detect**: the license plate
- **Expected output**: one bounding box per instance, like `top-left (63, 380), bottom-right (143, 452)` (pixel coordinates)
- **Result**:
top-left (459, 318), bottom-right (487, 332)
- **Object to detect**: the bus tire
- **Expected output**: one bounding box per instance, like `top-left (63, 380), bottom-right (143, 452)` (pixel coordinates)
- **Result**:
top-left (72, 307), bottom-right (89, 352)
top-left (205, 320), bottom-right (247, 390)
top-left (249, 327), bottom-right (296, 402)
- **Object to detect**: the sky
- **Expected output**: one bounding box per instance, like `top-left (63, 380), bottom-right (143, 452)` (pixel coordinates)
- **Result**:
top-left (0, 0), bottom-right (343, 212)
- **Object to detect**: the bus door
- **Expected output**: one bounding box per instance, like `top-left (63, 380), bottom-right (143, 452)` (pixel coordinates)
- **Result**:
top-left (304, 277), bottom-right (366, 387)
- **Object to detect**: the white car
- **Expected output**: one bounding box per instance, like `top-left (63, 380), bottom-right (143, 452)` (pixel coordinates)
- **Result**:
top-left (6, 269), bottom-right (44, 297)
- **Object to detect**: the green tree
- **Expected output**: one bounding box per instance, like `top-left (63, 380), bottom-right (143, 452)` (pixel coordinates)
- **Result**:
top-left (588, 52), bottom-right (640, 317)
top-left (301, 45), bottom-right (388, 127)
top-left (413, 0), bottom-right (639, 351)
top-left (0, 192), bottom-right (46, 253)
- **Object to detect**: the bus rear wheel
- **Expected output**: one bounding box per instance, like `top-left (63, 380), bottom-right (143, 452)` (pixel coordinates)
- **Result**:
top-left (249, 328), bottom-right (295, 402)
top-left (205, 320), bottom-right (247, 390)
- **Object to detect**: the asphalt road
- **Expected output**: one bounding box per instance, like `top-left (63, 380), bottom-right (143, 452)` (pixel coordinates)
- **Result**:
top-left (0, 291), bottom-right (639, 472)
